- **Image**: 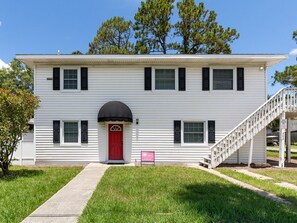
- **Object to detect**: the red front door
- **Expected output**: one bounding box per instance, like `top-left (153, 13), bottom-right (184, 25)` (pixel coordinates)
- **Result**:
top-left (108, 124), bottom-right (123, 160)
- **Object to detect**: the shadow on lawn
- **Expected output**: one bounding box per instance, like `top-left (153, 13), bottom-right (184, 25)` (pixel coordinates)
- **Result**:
top-left (0, 168), bottom-right (44, 181)
top-left (175, 182), bottom-right (297, 222)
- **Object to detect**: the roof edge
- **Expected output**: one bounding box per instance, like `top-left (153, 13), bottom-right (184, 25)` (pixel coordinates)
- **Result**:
top-left (16, 54), bottom-right (288, 69)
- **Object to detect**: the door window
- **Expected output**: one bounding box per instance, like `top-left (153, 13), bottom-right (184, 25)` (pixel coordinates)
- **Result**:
top-left (110, 125), bottom-right (122, 131)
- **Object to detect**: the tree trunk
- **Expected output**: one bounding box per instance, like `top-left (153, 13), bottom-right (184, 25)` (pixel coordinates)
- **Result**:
top-left (183, 37), bottom-right (189, 54)
top-left (162, 38), bottom-right (167, 54)
top-left (1, 163), bottom-right (10, 176)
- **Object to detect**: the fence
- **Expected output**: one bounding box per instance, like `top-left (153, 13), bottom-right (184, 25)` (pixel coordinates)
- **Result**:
top-left (12, 133), bottom-right (35, 165)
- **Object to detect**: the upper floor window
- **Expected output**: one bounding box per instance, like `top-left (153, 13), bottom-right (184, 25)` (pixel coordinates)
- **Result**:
top-left (63, 69), bottom-right (78, 90)
top-left (212, 69), bottom-right (234, 90)
top-left (53, 67), bottom-right (88, 91)
top-left (155, 69), bottom-right (176, 90)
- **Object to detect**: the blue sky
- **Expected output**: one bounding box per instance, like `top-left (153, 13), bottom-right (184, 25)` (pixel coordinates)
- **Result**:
top-left (0, 0), bottom-right (296, 95)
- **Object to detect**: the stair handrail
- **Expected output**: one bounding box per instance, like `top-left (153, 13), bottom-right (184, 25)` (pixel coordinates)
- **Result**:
top-left (210, 87), bottom-right (292, 167)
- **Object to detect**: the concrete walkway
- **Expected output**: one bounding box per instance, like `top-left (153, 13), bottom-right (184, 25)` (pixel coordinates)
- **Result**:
top-left (188, 165), bottom-right (291, 205)
top-left (22, 163), bottom-right (109, 223)
top-left (276, 182), bottom-right (297, 191)
top-left (234, 169), bottom-right (273, 180)
top-left (232, 168), bottom-right (297, 192)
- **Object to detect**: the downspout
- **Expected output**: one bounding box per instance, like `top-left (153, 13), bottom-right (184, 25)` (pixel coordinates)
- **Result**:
top-left (33, 64), bottom-right (36, 164)
top-left (264, 64), bottom-right (267, 163)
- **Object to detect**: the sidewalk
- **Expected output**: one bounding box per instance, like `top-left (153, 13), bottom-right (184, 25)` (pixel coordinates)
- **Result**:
top-left (22, 163), bottom-right (109, 223)
top-left (188, 164), bottom-right (291, 205)
top-left (233, 168), bottom-right (297, 192)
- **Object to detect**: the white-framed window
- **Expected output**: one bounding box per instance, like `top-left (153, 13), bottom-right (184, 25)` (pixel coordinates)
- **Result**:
top-left (184, 122), bottom-right (204, 143)
top-left (181, 121), bottom-right (207, 146)
top-left (61, 67), bottom-right (80, 91)
top-left (61, 121), bottom-right (81, 145)
top-left (211, 68), bottom-right (236, 91)
top-left (153, 68), bottom-right (178, 90)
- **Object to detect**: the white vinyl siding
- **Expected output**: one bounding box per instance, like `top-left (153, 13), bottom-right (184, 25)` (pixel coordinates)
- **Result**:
top-left (155, 69), bottom-right (175, 90)
top-left (224, 129), bottom-right (266, 164)
top-left (34, 65), bottom-right (266, 164)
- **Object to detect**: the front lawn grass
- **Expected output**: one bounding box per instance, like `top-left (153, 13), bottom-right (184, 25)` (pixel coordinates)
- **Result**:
top-left (251, 168), bottom-right (297, 186)
top-left (0, 165), bottom-right (82, 223)
top-left (218, 168), bottom-right (297, 207)
top-left (267, 150), bottom-right (297, 159)
top-left (79, 166), bottom-right (297, 223)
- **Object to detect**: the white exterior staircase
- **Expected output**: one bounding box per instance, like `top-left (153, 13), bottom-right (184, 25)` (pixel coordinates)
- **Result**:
top-left (200, 88), bottom-right (297, 168)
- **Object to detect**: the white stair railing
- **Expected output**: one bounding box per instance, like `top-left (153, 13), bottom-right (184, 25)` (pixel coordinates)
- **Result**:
top-left (209, 88), bottom-right (297, 168)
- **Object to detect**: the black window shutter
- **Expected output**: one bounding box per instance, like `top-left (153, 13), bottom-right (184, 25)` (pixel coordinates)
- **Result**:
top-left (174, 120), bottom-right (181, 143)
top-left (53, 68), bottom-right (60, 90)
top-left (202, 67), bottom-right (210, 91)
top-left (81, 121), bottom-right (88, 143)
top-left (208, 120), bottom-right (215, 143)
top-left (53, 120), bottom-right (60, 143)
top-left (178, 68), bottom-right (186, 91)
top-left (237, 68), bottom-right (244, 91)
top-left (81, 67), bottom-right (88, 90)
top-left (144, 67), bottom-right (152, 90)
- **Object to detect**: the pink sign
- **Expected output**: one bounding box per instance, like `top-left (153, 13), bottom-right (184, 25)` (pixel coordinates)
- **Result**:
top-left (141, 151), bottom-right (155, 162)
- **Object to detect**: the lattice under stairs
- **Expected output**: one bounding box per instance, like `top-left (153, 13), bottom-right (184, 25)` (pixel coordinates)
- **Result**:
top-left (200, 88), bottom-right (297, 168)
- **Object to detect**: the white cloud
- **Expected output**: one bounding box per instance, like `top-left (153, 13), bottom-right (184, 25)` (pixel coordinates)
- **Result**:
top-left (0, 59), bottom-right (10, 69)
top-left (0, 21), bottom-right (2, 27)
top-left (290, 48), bottom-right (297, 55)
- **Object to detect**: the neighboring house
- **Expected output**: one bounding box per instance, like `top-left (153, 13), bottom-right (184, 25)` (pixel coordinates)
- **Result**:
top-left (16, 54), bottom-right (288, 167)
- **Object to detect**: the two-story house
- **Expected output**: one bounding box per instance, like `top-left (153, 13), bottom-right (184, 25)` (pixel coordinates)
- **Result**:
top-left (17, 54), bottom-right (287, 167)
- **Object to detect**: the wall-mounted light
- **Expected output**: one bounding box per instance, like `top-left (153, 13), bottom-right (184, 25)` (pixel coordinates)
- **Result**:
top-left (136, 118), bottom-right (139, 125)
top-left (259, 66), bottom-right (264, 71)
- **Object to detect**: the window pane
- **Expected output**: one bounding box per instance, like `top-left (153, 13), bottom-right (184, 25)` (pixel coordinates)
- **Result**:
top-left (184, 123), bottom-right (204, 132)
top-left (155, 69), bottom-right (175, 90)
top-left (64, 122), bottom-right (78, 143)
top-left (64, 69), bottom-right (78, 89)
top-left (213, 69), bottom-right (233, 90)
top-left (184, 133), bottom-right (204, 143)
top-left (184, 122), bottom-right (204, 143)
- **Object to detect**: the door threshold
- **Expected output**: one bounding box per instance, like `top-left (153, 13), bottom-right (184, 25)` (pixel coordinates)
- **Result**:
top-left (106, 160), bottom-right (125, 164)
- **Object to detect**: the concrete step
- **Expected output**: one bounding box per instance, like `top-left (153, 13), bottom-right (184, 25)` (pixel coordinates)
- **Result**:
top-left (199, 161), bottom-right (210, 168)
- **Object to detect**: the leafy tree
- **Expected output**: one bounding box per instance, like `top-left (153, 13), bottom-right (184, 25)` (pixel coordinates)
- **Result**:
top-left (72, 50), bottom-right (83, 55)
top-left (267, 118), bottom-right (279, 132)
top-left (272, 30), bottom-right (297, 86)
top-left (88, 17), bottom-right (134, 54)
top-left (293, 30), bottom-right (297, 43)
top-left (272, 65), bottom-right (297, 86)
top-left (0, 89), bottom-right (39, 176)
top-left (172, 0), bottom-right (239, 54)
top-left (134, 0), bottom-right (174, 54)
top-left (0, 59), bottom-right (33, 91)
